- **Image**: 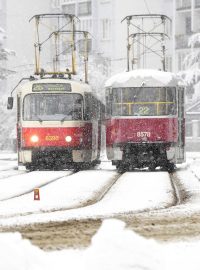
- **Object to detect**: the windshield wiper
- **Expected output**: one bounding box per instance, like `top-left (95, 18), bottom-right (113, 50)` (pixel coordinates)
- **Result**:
top-left (35, 115), bottom-right (43, 123)
top-left (61, 115), bottom-right (70, 122)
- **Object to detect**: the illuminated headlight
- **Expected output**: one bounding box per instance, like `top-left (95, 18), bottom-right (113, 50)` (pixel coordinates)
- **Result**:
top-left (65, 136), bottom-right (72, 142)
top-left (30, 135), bottom-right (39, 143)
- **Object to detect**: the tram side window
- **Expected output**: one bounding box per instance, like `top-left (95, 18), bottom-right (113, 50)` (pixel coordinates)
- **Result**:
top-left (112, 88), bottom-right (122, 116)
top-left (84, 93), bottom-right (93, 120)
top-left (112, 88), bottom-right (130, 116)
top-left (158, 88), bottom-right (176, 115)
top-left (84, 93), bottom-right (101, 120)
top-left (105, 88), bottom-right (112, 117)
top-left (91, 96), bottom-right (98, 120)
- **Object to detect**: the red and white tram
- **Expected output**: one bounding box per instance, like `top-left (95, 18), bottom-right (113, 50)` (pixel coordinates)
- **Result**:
top-left (8, 78), bottom-right (102, 170)
top-left (7, 14), bottom-right (104, 170)
top-left (105, 69), bottom-right (185, 171)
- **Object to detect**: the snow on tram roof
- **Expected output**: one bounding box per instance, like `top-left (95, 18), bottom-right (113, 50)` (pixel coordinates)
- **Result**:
top-left (105, 69), bottom-right (181, 88)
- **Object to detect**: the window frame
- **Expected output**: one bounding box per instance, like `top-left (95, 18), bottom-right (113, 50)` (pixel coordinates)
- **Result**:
top-left (78, 1), bottom-right (92, 16)
top-left (23, 93), bottom-right (83, 121)
top-left (110, 87), bottom-right (177, 117)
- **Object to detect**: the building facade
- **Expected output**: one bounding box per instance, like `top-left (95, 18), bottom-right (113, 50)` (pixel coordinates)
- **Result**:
top-left (51, 0), bottom-right (174, 76)
top-left (175, 0), bottom-right (200, 72)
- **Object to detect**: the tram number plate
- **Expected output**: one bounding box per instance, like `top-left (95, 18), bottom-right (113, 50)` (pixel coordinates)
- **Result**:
top-left (137, 132), bottom-right (150, 138)
top-left (45, 135), bottom-right (59, 141)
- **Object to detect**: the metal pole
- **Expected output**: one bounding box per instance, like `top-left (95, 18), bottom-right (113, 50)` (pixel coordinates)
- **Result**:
top-left (161, 34), bottom-right (166, 71)
top-left (127, 17), bottom-right (131, 71)
top-left (71, 17), bottom-right (76, 75)
top-left (84, 32), bottom-right (88, 83)
top-left (35, 17), bottom-right (40, 75)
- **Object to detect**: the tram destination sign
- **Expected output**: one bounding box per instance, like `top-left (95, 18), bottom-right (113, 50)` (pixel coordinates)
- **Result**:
top-left (32, 83), bottom-right (71, 92)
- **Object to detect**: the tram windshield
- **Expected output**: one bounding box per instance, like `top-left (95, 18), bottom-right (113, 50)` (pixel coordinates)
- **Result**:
top-left (23, 93), bottom-right (83, 121)
top-left (110, 87), bottom-right (176, 116)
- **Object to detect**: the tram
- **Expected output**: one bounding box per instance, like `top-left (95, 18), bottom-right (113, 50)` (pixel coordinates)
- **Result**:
top-left (7, 13), bottom-right (103, 170)
top-left (105, 15), bottom-right (185, 172)
top-left (105, 69), bottom-right (185, 171)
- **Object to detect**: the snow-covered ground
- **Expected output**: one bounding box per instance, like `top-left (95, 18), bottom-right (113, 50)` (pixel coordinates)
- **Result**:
top-left (1, 152), bottom-right (200, 270)
top-left (2, 218), bottom-right (200, 270)
top-left (0, 166), bottom-right (173, 226)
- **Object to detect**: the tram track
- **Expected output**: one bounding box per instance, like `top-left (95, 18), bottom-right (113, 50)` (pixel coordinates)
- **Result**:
top-left (0, 170), bottom-right (74, 201)
top-left (121, 170), bottom-right (200, 242)
top-left (0, 168), bottom-right (198, 250)
top-left (0, 170), bottom-right (178, 250)
top-left (0, 169), bottom-right (26, 180)
top-left (0, 170), bottom-right (119, 219)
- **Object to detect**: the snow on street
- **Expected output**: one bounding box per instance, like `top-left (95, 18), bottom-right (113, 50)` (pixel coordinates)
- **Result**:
top-left (0, 160), bottom-right (17, 171)
top-left (0, 170), bottom-right (119, 218)
top-left (0, 152), bottom-right (200, 270)
top-left (0, 170), bottom-right (73, 201)
top-left (0, 169), bottom-right (25, 180)
top-left (0, 167), bottom-right (174, 226)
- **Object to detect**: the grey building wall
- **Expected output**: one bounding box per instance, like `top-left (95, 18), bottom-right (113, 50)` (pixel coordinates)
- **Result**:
top-left (53, 0), bottom-right (173, 75)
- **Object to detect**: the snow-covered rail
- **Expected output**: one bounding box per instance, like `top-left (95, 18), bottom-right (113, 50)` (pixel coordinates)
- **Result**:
top-left (0, 170), bottom-right (73, 201)
top-left (0, 169), bottom-right (26, 180)
top-left (0, 160), bottom-right (18, 171)
top-left (0, 170), bottom-right (175, 225)
top-left (0, 170), bottom-right (119, 219)
top-left (0, 170), bottom-right (179, 250)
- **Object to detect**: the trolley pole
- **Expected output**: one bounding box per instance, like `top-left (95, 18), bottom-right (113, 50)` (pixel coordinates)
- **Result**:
top-left (127, 17), bottom-right (131, 72)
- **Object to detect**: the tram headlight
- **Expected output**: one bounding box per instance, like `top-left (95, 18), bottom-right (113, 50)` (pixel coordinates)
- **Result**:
top-left (65, 136), bottom-right (72, 142)
top-left (30, 135), bottom-right (39, 143)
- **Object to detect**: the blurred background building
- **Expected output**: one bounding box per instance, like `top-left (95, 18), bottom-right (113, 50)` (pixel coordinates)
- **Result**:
top-left (175, 0), bottom-right (200, 71)
top-left (51, 0), bottom-right (174, 76)
top-left (1, 0), bottom-right (199, 83)
top-left (0, 0), bottom-right (200, 149)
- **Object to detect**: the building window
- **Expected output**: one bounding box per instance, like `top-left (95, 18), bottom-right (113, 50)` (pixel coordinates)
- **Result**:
top-left (52, 0), bottom-right (60, 8)
top-left (78, 38), bottom-right (92, 54)
top-left (62, 3), bottom-right (76, 14)
top-left (176, 0), bottom-right (181, 9)
top-left (78, 2), bottom-right (91, 16)
top-left (176, 0), bottom-right (191, 9)
top-left (166, 57), bottom-right (172, 71)
top-left (185, 16), bottom-right (191, 34)
top-left (80, 19), bottom-right (92, 32)
top-left (182, 0), bottom-right (191, 8)
top-left (195, 0), bottom-right (200, 7)
top-left (101, 19), bottom-right (111, 40)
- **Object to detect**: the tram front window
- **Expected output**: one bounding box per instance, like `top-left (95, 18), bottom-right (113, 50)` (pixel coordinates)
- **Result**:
top-left (111, 87), bottom-right (176, 116)
top-left (23, 94), bottom-right (83, 121)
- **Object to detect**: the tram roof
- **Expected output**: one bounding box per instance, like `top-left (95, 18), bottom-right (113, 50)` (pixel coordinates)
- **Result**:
top-left (17, 78), bottom-right (92, 95)
top-left (105, 69), bottom-right (183, 88)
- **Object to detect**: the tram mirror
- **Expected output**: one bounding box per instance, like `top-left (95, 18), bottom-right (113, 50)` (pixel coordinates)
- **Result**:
top-left (7, 97), bottom-right (14, 110)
